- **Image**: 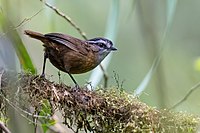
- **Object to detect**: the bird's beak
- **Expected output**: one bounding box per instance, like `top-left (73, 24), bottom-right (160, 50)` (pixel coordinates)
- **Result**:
top-left (110, 46), bottom-right (117, 51)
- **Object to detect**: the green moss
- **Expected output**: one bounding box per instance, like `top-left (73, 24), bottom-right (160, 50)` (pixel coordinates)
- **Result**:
top-left (1, 73), bottom-right (200, 133)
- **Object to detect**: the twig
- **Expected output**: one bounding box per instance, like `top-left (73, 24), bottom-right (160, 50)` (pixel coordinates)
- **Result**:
top-left (0, 122), bottom-right (11, 133)
top-left (0, 68), bottom-right (4, 89)
top-left (41, 0), bottom-right (87, 40)
top-left (0, 9), bottom-right (43, 37)
top-left (113, 71), bottom-right (124, 91)
top-left (170, 81), bottom-right (200, 109)
top-left (113, 71), bottom-right (120, 89)
top-left (0, 93), bottom-right (50, 119)
top-left (99, 64), bottom-right (108, 88)
top-left (14, 9), bottom-right (43, 29)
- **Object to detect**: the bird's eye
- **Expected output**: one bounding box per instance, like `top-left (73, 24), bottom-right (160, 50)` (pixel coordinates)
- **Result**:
top-left (98, 43), bottom-right (104, 48)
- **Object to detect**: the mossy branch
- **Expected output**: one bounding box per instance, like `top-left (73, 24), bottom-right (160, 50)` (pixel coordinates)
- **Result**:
top-left (0, 71), bottom-right (200, 133)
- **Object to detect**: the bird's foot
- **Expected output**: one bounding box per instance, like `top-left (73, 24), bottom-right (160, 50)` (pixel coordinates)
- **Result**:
top-left (72, 83), bottom-right (80, 92)
top-left (40, 73), bottom-right (45, 78)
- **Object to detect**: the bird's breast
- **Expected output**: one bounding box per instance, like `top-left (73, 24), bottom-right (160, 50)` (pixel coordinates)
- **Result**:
top-left (68, 51), bottom-right (99, 74)
top-left (45, 45), bottom-right (100, 74)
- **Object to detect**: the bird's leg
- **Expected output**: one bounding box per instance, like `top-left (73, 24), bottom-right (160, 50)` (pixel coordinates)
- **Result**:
top-left (67, 72), bottom-right (79, 89)
top-left (58, 71), bottom-right (61, 84)
top-left (41, 52), bottom-right (47, 78)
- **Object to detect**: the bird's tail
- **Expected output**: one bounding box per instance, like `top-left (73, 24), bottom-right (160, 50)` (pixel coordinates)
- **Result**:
top-left (24, 30), bottom-right (47, 43)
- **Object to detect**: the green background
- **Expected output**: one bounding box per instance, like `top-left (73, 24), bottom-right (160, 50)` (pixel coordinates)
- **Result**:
top-left (1, 0), bottom-right (200, 115)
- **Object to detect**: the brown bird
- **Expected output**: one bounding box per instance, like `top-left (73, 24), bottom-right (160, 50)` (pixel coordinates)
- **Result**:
top-left (24, 30), bottom-right (117, 86)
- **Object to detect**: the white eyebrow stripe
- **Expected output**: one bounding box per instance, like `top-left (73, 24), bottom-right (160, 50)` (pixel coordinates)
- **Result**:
top-left (87, 39), bottom-right (106, 44)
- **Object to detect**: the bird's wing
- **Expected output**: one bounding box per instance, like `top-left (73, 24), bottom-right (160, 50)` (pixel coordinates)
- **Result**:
top-left (44, 33), bottom-right (89, 55)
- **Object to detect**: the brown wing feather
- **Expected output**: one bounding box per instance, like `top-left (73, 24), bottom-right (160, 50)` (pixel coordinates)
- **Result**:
top-left (44, 33), bottom-right (89, 55)
top-left (25, 30), bottom-right (90, 55)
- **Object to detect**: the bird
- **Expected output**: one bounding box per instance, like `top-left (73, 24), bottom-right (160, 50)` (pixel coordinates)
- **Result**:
top-left (24, 30), bottom-right (117, 87)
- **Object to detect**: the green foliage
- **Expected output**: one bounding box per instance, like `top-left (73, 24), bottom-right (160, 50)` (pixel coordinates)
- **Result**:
top-left (39, 100), bottom-right (56, 133)
top-left (8, 29), bottom-right (36, 74)
top-left (0, 12), bottom-right (36, 74)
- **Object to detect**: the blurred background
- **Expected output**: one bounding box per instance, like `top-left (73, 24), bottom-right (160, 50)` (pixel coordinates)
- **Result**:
top-left (1, 0), bottom-right (200, 118)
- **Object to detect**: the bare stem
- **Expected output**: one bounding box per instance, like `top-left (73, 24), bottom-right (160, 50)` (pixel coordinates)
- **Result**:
top-left (41, 0), bottom-right (87, 40)
top-left (0, 122), bottom-right (11, 133)
top-left (170, 81), bottom-right (200, 109)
